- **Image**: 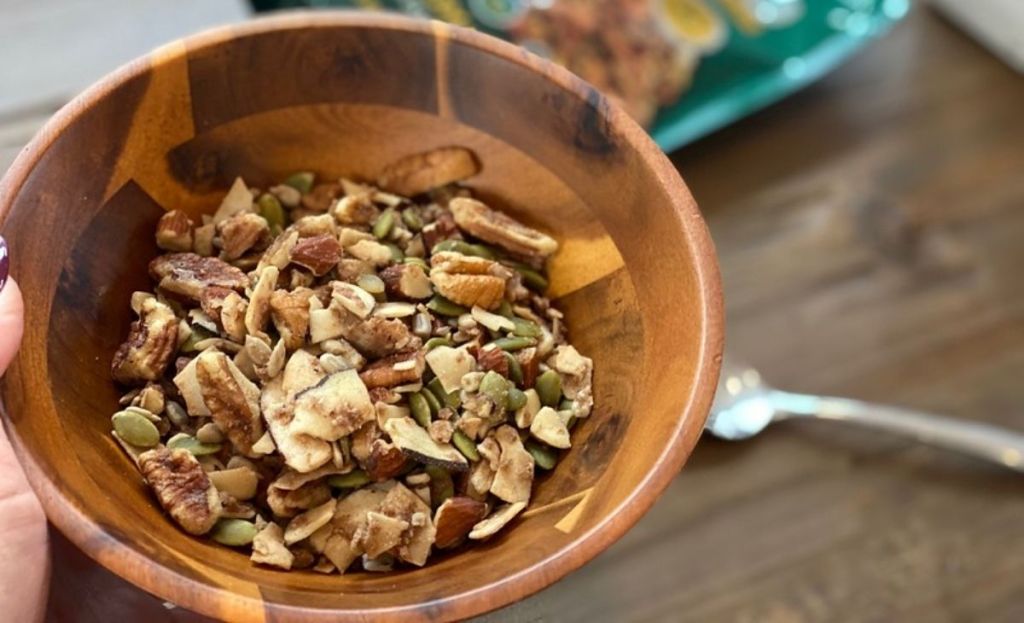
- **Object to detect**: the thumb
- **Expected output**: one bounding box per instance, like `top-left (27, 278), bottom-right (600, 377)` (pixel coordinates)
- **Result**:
top-left (0, 278), bottom-right (24, 377)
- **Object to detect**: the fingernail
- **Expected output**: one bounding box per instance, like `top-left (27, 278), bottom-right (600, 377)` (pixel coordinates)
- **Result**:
top-left (0, 235), bottom-right (9, 293)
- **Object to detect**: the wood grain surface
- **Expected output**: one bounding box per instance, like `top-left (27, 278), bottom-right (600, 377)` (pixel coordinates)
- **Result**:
top-left (9, 4), bottom-right (1024, 622)
top-left (0, 12), bottom-right (720, 623)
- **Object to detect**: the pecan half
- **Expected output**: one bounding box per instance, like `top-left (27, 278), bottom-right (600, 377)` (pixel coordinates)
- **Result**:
top-left (149, 253), bottom-right (249, 300)
top-left (269, 288), bottom-right (312, 351)
top-left (218, 213), bottom-right (269, 261)
top-left (346, 316), bottom-right (421, 359)
top-left (199, 286), bottom-right (233, 321)
top-left (139, 447), bottom-right (222, 535)
top-left (290, 234), bottom-right (342, 276)
top-left (195, 350), bottom-right (264, 455)
top-left (429, 251), bottom-right (509, 310)
top-left (449, 197), bottom-right (558, 258)
top-left (111, 297), bottom-right (179, 385)
top-left (377, 147), bottom-right (480, 197)
top-left (156, 210), bottom-right (194, 252)
top-left (358, 350), bottom-right (425, 389)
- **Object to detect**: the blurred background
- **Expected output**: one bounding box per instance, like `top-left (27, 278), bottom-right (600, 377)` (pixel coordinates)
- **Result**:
top-left (4, 0), bottom-right (1024, 621)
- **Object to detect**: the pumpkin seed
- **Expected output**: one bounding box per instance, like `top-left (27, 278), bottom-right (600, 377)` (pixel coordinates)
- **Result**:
top-left (497, 300), bottom-right (514, 318)
top-left (196, 422), bottom-right (225, 444)
top-left (426, 378), bottom-right (460, 409)
top-left (508, 262), bottom-right (548, 292)
top-left (511, 318), bottom-right (542, 338)
top-left (559, 398), bottom-right (575, 411)
top-left (426, 295), bottom-right (467, 317)
top-left (507, 387), bottom-right (528, 411)
top-left (385, 243), bottom-right (404, 262)
top-left (431, 239), bottom-right (495, 259)
top-left (490, 336), bottom-right (536, 352)
top-left (420, 386), bottom-right (442, 416)
top-left (401, 209), bottom-right (424, 232)
top-left (111, 410), bottom-right (160, 448)
top-left (208, 467), bottom-right (258, 500)
top-left (210, 519), bottom-right (257, 547)
top-left (410, 392), bottom-right (432, 427)
top-left (328, 470), bottom-right (371, 489)
top-left (403, 256), bottom-right (429, 271)
top-left (525, 440), bottom-right (558, 470)
top-left (257, 193), bottom-right (286, 230)
top-left (424, 336), bottom-right (452, 351)
top-left (284, 171), bottom-right (315, 194)
top-left (165, 400), bottom-right (190, 430)
top-left (356, 273), bottom-right (386, 295)
top-left (425, 465), bottom-right (454, 508)
top-left (480, 371), bottom-right (509, 411)
top-left (506, 352), bottom-right (523, 386)
top-left (373, 209), bottom-right (396, 239)
top-left (167, 433), bottom-right (222, 456)
top-left (535, 370), bottom-right (562, 407)
top-left (452, 430), bottom-right (479, 462)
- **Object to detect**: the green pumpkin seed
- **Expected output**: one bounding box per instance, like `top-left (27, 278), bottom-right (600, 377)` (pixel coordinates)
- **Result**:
top-left (559, 398), bottom-right (575, 411)
top-left (410, 392), bottom-right (432, 427)
top-left (508, 262), bottom-right (549, 292)
top-left (165, 400), bottom-right (190, 429)
top-left (283, 171), bottom-right (315, 194)
top-left (420, 386), bottom-right (442, 416)
top-left (401, 209), bottom-right (424, 232)
top-left (328, 470), bottom-right (371, 489)
top-left (180, 326), bottom-right (214, 353)
top-left (506, 352), bottom-right (523, 386)
top-left (425, 465), bottom-right (454, 508)
top-left (357, 273), bottom-right (386, 295)
top-left (490, 336), bottom-right (536, 352)
top-left (480, 371), bottom-right (510, 411)
top-left (403, 256), bottom-right (429, 271)
top-left (385, 243), bottom-right (404, 262)
top-left (511, 318), bottom-right (542, 338)
top-left (167, 433), bottom-right (222, 456)
top-left (507, 387), bottom-right (528, 411)
top-left (452, 430), bottom-right (480, 462)
top-left (535, 370), bottom-right (563, 407)
top-left (210, 519), bottom-right (257, 547)
top-left (424, 336), bottom-right (452, 351)
top-left (111, 410), bottom-right (160, 448)
top-left (426, 295), bottom-right (467, 317)
top-left (373, 209), bottom-right (396, 239)
top-left (525, 440), bottom-right (558, 470)
top-left (257, 193), bottom-right (286, 230)
top-left (497, 300), bottom-right (514, 318)
top-left (426, 378), bottom-right (460, 409)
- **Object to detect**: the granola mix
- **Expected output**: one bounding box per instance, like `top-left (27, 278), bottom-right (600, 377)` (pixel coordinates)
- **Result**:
top-left (109, 147), bottom-right (594, 573)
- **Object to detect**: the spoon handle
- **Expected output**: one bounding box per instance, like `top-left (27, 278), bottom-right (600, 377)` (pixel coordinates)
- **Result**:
top-left (769, 390), bottom-right (1024, 472)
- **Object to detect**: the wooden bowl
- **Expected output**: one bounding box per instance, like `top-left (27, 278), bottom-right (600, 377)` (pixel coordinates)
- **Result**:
top-left (0, 12), bottom-right (722, 622)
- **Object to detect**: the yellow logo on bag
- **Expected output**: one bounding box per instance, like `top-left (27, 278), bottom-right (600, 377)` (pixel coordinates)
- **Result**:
top-left (659, 0), bottom-right (728, 52)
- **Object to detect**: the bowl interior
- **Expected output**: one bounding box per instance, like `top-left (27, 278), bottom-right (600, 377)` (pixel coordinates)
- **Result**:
top-left (0, 14), bottom-right (720, 622)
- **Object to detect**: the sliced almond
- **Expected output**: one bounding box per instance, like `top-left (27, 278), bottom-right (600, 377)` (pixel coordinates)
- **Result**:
top-left (468, 501), bottom-right (527, 540)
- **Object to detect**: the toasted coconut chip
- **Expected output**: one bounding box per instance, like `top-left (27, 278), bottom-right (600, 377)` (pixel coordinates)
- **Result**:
top-left (262, 375), bottom-right (333, 473)
top-left (468, 501), bottom-right (527, 540)
top-left (425, 346), bottom-right (477, 394)
top-left (529, 406), bottom-right (571, 449)
top-left (355, 511), bottom-right (409, 558)
top-left (285, 499), bottom-right (337, 545)
top-left (251, 522), bottom-right (294, 570)
top-left (213, 177), bottom-right (255, 224)
top-left (383, 417), bottom-right (468, 472)
top-left (489, 425), bottom-right (534, 504)
top-left (292, 369), bottom-right (375, 441)
top-left (549, 345), bottom-right (594, 418)
top-left (377, 483), bottom-right (436, 566)
top-left (332, 281), bottom-right (376, 319)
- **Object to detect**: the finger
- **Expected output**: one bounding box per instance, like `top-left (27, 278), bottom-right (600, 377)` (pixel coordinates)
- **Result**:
top-left (0, 277), bottom-right (24, 376)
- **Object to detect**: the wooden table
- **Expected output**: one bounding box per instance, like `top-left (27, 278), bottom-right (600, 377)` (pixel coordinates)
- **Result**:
top-left (25, 6), bottom-right (1024, 621)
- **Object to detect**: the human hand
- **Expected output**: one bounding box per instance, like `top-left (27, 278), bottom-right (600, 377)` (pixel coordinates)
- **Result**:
top-left (0, 236), bottom-right (50, 623)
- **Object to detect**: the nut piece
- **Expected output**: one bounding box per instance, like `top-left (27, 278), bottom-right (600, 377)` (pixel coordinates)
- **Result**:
top-left (359, 350), bottom-right (425, 389)
top-left (258, 229), bottom-right (299, 272)
top-left (195, 350), bottom-right (264, 455)
top-left (218, 213), bottom-right (269, 261)
top-left (346, 316), bottom-right (421, 359)
top-left (245, 265), bottom-right (279, 338)
top-left (139, 447), bottom-right (222, 535)
top-left (489, 425), bottom-right (534, 503)
top-left (111, 297), bottom-right (179, 385)
top-left (449, 197), bottom-right (558, 258)
top-left (269, 288), bottom-right (312, 350)
top-left (251, 522), bottom-right (294, 570)
top-left (425, 346), bottom-right (477, 394)
top-left (377, 147), bottom-right (481, 196)
top-left (149, 253), bottom-right (249, 300)
top-left (364, 439), bottom-right (409, 482)
top-left (380, 264), bottom-right (433, 300)
top-left (290, 234), bottom-right (342, 276)
top-left (429, 251), bottom-right (509, 310)
top-left (301, 182), bottom-right (341, 213)
top-left (468, 501), bottom-right (527, 540)
top-left (529, 406), bottom-right (571, 449)
top-left (549, 345), bottom-right (594, 418)
top-left (433, 496), bottom-right (488, 549)
top-left (156, 210), bottom-right (194, 252)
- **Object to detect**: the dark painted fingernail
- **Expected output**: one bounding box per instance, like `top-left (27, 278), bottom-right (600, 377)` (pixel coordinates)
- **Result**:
top-left (0, 235), bottom-right (9, 293)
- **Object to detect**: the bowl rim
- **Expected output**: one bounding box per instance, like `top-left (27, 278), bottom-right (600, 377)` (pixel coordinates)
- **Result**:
top-left (0, 10), bottom-right (723, 622)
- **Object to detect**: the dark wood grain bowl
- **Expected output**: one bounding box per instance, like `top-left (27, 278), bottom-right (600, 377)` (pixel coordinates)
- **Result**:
top-left (0, 12), bottom-right (722, 622)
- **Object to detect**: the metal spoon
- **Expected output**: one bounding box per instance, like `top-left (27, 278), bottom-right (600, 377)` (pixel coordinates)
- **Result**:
top-left (707, 358), bottom-right (1024, 472)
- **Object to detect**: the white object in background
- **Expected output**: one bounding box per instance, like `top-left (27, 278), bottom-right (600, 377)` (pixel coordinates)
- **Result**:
top-left (931, 0), bottom-right (1024, 73)
top-left (0, 0), bottom-right (250, 115)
